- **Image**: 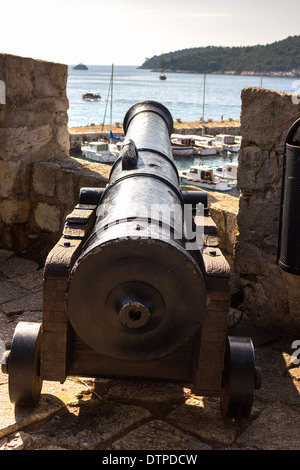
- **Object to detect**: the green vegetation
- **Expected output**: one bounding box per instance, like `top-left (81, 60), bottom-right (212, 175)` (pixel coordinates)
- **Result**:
top-left (140, 36), bottom-right (300, 75)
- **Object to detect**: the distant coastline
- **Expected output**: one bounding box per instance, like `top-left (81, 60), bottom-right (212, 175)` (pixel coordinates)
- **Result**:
top-left (140, 35), bottom-right (300, 77)
top-left (151, 68), bottom-right (300, 78)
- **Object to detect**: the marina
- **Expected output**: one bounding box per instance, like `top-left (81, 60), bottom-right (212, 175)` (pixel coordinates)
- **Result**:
top-left (67, 65), bottom-right (293, 197)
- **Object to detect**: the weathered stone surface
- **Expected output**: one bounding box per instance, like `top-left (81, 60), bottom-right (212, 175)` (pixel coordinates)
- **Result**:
top-left (27, 398), bottom-right (151, 450)
top-left (167, 396), bottom-right (238, 447)
top-left (0, 53), bottom-right (72, 254)
top-left (55, 169), bottom-right (75, 204)
top-left (4, 54), bottom-right (34, 100)
top-left (0, 376), bottom-right (89, 440)
top-left (236, 403), bottom-right (300, 450)
top-left (0, 255), bottom-right (300, 450)
top-left (207, 191), bottom-right (239, 255)
top-left (1, 291), bottom-right (43, 316)
top-left (0, 255), bottom-right (38, 277)
top-left (33, 60), bottom-right (68, 98)
top-left (111, 419), bottom-right (211, 450)
top-left (241, 87), bottom-right (300, 153)
top-left (4, 125), bottom-right (53, 159)
top-left (0, 161), bottom-right (20, 198)
top-left (32, 162), bottom-right (59, 197)
top-left (238, 146), bottom-right (282, 194)
top-left (107, 380), bottom-right (189, 403)
top-left (237, 195), bottom-right (281, 250)
top-left (56, 125), bottom-right (70, 154)
top-left (235, 87), bottom-right (300, 332)
top-left (0, 282), bottom-right (26, 304)
top-left (0, 198), bottom-right (31, 224)
top-left (34, 202), bottom-right (61, 233)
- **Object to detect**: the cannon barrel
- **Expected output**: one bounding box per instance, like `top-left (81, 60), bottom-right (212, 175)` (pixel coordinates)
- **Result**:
top-left (66, 101), bottom-right (206, 361)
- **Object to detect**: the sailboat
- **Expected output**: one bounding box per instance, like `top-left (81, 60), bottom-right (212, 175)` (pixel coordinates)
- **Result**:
top-left (81, 64), bottom-right (123, 164)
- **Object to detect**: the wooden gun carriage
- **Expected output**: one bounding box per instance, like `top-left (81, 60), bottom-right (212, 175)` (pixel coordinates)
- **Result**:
top-left (2, 101), bottom-right (261, 418)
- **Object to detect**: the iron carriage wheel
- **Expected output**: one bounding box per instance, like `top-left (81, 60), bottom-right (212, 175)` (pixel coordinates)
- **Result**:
top-left (220, 336), bottom-right (260, 419)
top-left (7, 322), bottom-right (43, 405)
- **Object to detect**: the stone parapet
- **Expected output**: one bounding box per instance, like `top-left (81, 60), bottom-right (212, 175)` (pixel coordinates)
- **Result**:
top-left (235, 87), bottom-right (300, 333)
top-left (0, 54), bottom-right (108, 260)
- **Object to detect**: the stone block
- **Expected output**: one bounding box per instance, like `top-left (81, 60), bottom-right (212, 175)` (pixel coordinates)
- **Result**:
top-left (236, 195), bottom-right (281, 249)
top-left (234, 240), bottom-right (276, 276)
top-left (3, 125), bottom-right (53, 159)
top-left (56, 168), bottom-right (75, 204)
top-left (33, 61), bottom-right (68, 98)
top-left (0, 199), bottom-right (31, 224)
top-left (4, 54), bottom-right (34, 101)
top-left (0, 161), bottom-right (19, 198)
top-left (32, 161), bottom-right (59, 197)
top-left (56, 125), bottom-right (70, 154)
top-left (241, 87), bottom-right (300, 153)
top-left (238, 147), bottom-right (282, 194)
top-left (34, 202), bottom-right (61, 233)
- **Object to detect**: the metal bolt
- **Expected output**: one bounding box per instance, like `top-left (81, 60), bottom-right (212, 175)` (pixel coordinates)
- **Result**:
top-left (59, 240), bottom-right (75, 248)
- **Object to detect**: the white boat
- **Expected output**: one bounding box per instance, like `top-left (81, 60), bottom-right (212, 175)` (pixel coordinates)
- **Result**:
top-left (213, 162), bottom-right (238, 181)
top-left (81, 140), bottom-right (121, 163)
top-left (235, 136), bottom-right (242, 147)
top-left (192, 136), bottom-right (218, 155)
top-left (171, 134), bottom-right (196, 156)
top-left (171, 133), bottom-right (218, 156)
top-left (172, 146), bottom-right (195, 156)
top-left (81, 64), bottom-right (123, 164)
top-left (214, 134), bottom-right (240, 152)
top-left (179, 165), bottom-right (233, 192)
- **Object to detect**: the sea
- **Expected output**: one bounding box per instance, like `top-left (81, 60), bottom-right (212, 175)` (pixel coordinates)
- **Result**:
top-left (67, 64), bottom-right (297, 192)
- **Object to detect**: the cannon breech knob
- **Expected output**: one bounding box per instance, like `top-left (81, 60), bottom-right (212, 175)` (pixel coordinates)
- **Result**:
top-left (119, 301), bottom-right (151, 329)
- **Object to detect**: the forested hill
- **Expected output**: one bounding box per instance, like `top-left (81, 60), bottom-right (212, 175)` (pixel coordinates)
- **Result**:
top-left (140, 36), bottom-right (300, 75)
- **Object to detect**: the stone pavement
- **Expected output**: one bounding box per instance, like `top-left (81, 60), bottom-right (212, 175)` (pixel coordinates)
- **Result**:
top-left (0, 250), bottom-right (300, 451)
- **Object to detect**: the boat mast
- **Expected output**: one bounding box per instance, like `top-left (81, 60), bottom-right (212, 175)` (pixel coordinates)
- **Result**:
top-left (202, 72), bottom-right (206, 136)
top-left (110, 64), bottom-right (114, 141)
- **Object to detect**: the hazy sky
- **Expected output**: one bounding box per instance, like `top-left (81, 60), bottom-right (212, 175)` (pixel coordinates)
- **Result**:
top-left (1, 0), bottom-right (300, 65)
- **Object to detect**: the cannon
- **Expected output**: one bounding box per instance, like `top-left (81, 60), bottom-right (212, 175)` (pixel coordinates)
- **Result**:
top-left (2, 101), bottom-right (261, 418)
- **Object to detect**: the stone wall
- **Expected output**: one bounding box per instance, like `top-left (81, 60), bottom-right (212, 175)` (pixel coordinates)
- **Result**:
top-left (0, 54), bottom-right (107, 260)
top-left (235, 87), bottom-right (300, 333)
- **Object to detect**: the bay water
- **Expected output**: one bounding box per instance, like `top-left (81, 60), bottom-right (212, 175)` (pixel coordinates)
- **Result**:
top-left (67, 65), bottom-right (296, 195)
top-left (67, 64), bottom-right (297, 128)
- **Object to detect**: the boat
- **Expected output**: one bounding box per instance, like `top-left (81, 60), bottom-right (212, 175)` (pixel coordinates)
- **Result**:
top-left (172, 146), bottom-right (195, 156)
top-left (82, 92), bottom-right (101, 101)
top-left (171, 134), bottom-right (196, 156)
top-left (179, 165), bottom-right (233, 192)
top-left (73, 63), bottom-right (88, 70)
top-left (213, 162), bottom-right (238, 181)
top-left (81, 64), bottom-right (123, 164)
top-left (214, 134), bottom-right (240, 152)
top-left (235, 135), bottom-right (242, 147)
top-left (81, 140), bottom-right (121, 163)
top-left (159, 73), bottom-right (167, 80)
top-left (171, 133), bottom-right (217, 156)
top-left (192, 135), bottom-right (218, 155)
